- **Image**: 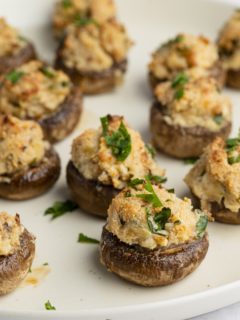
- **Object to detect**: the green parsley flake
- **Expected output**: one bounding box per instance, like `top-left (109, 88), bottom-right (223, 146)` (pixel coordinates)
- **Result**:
top-left (45, 300), bottom-right (56, 311)
top-left (146, 207), bottom-right (171, 236)
top-left (171, 73), bottom-right (188, 100)
top-left (128, 178), bottom-right (144, 188)
top-left (6, 70), bottom-right (25, 84)
top-left (62, 0), bottom-right (72, 8)
top-left (184, 157), bottom-right (199, 165)
top-left (196, 214), bottom-right (208, 238)
top-left (146, 174), bottom-right (167, 184)
top-left (44, 200), bottom-right (78, 220)
top-left (78, 233), bottom-right (99, 244)
top-left (40, 67), bottom-right (55, 79)
top-left (136, 176), bottom-right (163, 208)
top-left (225, 131), bottom-right (240, 164)
top-left (75, 16), bottom-right (98, 27)
top-left (145, 143), bottom-right (156, 158)
top-left (213, 114), bottom-right (224, 125)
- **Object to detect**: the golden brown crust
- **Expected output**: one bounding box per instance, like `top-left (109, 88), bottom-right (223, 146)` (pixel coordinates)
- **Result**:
top-left (39, 86), bottom-right (83, 142)
top-left (55, 50), bottom-right (127, 94)
top-left (100, 227), bottom-right (209, 287)
top-left (0, 147), bottom-right (61, 200)
top-left (0, 228), bottom-right (35, 295)
top-left (150, 102), bottom-right (231, 158)
top-left (66, 161), bottom-right (119, 217)
top-left (0, 43), bottom-right (36, 75)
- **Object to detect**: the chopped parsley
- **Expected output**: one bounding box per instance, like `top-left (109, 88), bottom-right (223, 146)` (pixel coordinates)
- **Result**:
top-left (171, 73), bottom-right (188, 100)
top-left (62, 0), bottom-right (72, 8)
top-left (128, 178), bottom-right (144, 188)
top-left (40, 67), bottom-right (55, 79)
top-left (196, 214), bottom-right (208, 238)
top-left (136, 176), bottom-right (163, 208)
top-left (228, 155), bottom-right (240, 165)
top-left (213, 114), bottom-right (224, 125)
top-left (44, 200), bottom-right (78, 220)
top-left (124, 190), bottom-right (132, 198)
top-left (43, 262), bottom-right (49, 266)
top-left (45, 300), bottom-right (56, 311)
top-left (78, 233), bottom-right (99, 244)
top-left (225, 131), bottom-right (240, 164)
top-left (162, 35), bottom-right (184, 48)
top-left (100, 116), bottom-right (132, 162)
top-left (145, 143), bottom-right (156, 158)
top-left (184, 156), bottom-right (199, 165)
top-left (167, 188), bottom-right (175, 193)
top-left (146, 207), bottom-right (171, 236)
top-left (75, 15), bottom-right (98, 27)
top-left (6, 70), bottom-right (25, 84)
top-left (146, 174), bottom-right (167, 184)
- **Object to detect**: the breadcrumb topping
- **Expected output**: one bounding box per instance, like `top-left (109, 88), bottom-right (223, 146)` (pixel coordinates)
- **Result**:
top-left (71, 116), bottom-right (164, 189)
top-left (0, 116), bottom-right (46, 177)
top-left (0, 61), bottom-right (71, 120)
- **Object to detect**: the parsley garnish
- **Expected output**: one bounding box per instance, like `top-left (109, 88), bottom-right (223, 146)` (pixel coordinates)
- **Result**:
top-left (146, 207), bottom-right (171, 236)
top-left (146, 174), bottom-right (167, 184)
top-left (44, 200), bottom-right (78, 220)
top-left (43, 262), bottom-right (49, 266)
top-left (184, 157), bottom-right (199, 165)
top-left (145, 143), bottom-right (156, 158)
top-left (171, 73), bottom-right (189, 88)
top-left (100, 116), bottom-right (132, 162)
top-left (213, 114), bottom-right (224, 125)
top-left (78, 233), bottom-right (99, 244)
top-left (225, 131), bottom-right (240, 164)
top-left (228, 155), bottom-right (240, 164)
top-left (6, 70), bottom-right (25, 84)
top-left (45, 300), bottom-right (56, 311)
top-left (196, 214), bottom-right (208, 238)
top-left (167, 188), bottom-right (175, 193)
top-left (62, 0), bottom-right (72, 8)
top-left (124, 190), bottom-right (132, 197)
top-left (136, 176), bottom-right (163, 208)
top-left (75, 16), bottom-right (98, 27)
top-left (40, 67), bottom-right (55, 79)
top-left (128, 178), bottom-right (144, 188)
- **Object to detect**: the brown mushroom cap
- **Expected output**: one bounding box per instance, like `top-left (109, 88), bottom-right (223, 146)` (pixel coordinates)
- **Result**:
top-left (39, 86), bottom-right (83, 143)
top-left (66, 161), bottom-right (119, 218)
top-left (225, 69), bottom-right (240, 89)
top-left (0, 228), bottom-right (35, 295)
top-left (150, 101), bottom-right (231, 158)
top-left (0, 43), bottom-right (36, 75)
top-left (100, 226), bottom-right (209, 287)
top-left (0, 147), bottom-right (61, 200)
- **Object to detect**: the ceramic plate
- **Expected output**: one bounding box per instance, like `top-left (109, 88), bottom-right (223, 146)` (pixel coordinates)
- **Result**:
top-left (0, 0), bottom-right (240, 319)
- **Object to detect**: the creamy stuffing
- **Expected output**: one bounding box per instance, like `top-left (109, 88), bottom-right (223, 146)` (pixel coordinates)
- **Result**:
top-left (0, 18), bottom-right (27, 58)
top-left (0, 60), bottom-right (71, 120)
top-left (106, 183), bottom-right (206, 249)
top-left (60, 20), bottom-right (132, 72)
top-left (218, 10), bottom-right (240, 70)
top-left (72, 116), bottom-right (164, 189)
top-left (0, 212), bottom-right (23, 256)
top-left (0, 116), bottom-right (46, 178)
top-left (154, 77), bottom-right (232, 131)
top-left (149, 33), bottom-right (219, 81)
top-left (53, 0), bottom-right (116, 36)
top-left (185, 136), bottom-right (240, 213)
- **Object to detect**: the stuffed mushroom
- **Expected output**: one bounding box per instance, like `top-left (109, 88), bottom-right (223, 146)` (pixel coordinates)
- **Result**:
top-left (100, 178), bottom-right (209, 286)
top-left (149, 33), bottom-right (225, 90)
top-left (67, 115), bottom-right (165, 217)
top-left (55, 20), bottom-right (132, 94)
top-left (0, 212), bottom-right (35, 295)
top-left (217, 10), bottom-right (240, 89)
top-left (0, 60), bottom-right (83, 143)
top-left (185, 134), bottom-right (240, 224)
top-left (0, 18), bottom-right (36, 75)
top-left (150, 75), bottom-right (232, 158)
top-left (0, 115), bottom-right (61, 200)
top-left (52, 0), bottom-right (116, 39)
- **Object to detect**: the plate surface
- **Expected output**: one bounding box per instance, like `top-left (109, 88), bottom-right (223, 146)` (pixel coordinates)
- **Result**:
top-left (0, 0), bottom-right (240, 319)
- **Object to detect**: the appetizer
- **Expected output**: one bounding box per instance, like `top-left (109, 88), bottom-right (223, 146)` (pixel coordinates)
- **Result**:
top-left (100, 178), bottom-right (209, 286)
top-left (52, 0), bottom-right (116, 39)
top-left (55, 19), bottom-right (132, 94)
top-left (148, 33), bottom-right (225, 90)
top-left (0, 60), bottom-right (82, 143)
top-left (0, 18), bottom-right (36, 75)
top-left (185, 134), bottom-right (240, 224)
top-left (67, 115), bottom-right (165, 217)
top-left (0, 115), bottom-right (61, 200)
top-left (217, 10), bottom-right (240, 88)
top-left (0, 212), bottom-right (35, 295)
top-left (150, 75), bottom-right (232, 158)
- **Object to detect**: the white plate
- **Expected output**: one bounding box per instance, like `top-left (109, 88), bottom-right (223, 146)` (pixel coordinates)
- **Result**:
top-left (0, 0), bottom-right (240, 319)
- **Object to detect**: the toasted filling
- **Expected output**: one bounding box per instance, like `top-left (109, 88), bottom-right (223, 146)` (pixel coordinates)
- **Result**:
top-left (106, 183), bottom-right (207, 249)
top-left (0, 18), bottom-right (27, 58)
top-left (60, 20), bottom-right (132, 72)
top-left (185, 136), bottom-right (240, 213)
top-left (0, 116), bottom-right (46, 178)
top-left (154, 76), bottom-right (232, 131)
top-left (0, 60), bottom-right (71, 120)
top-left (53, 0), bottom-right (116, 34)
top-left (72, 116), bottom-right (164, 189)
top-left (0, 212), bottom-right (23, 256)
top-left (149, 33), bottom-right (218, 80)
top-left (218, 10), bottom-right (240, 70)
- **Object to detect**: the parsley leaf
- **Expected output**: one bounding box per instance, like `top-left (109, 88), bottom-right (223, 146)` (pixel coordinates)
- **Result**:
top-left (146, 207), bottom-right (171, 235)
top-left (196, 214), bottom-right (208, 238)
top-left (145, 143), bottom-right (156, 158)
top-left (45, 300), bottom-right (56, 311)
top-left (75, 15), bottom-right (98, 27)
top-left (228, 155), bottom-right (240, 164)
top-left (184, 157), bottom-right (199, 165)
top-left (6, 70), bottom-right (25, 84)
top-left (78, 233), bottom-right (99, 244)
top-left (128, 178), bottom-right (144, 188)
top-left (40, 67), bottom-right (55, 79)
top-left (171, 73), bottom-right (189, 88)
top-left (62, 0), bottom-right (72, 8)
top-left (213, 114), bottom-right (224, 125)
top-left (101, 117), bottom-right (132, 162)
top-left (146, 174), bottom-right (167, 184)
top-left (136, 176), bottom-right (163, 208)
top-left (44, 200), bottom-right (78, 220)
